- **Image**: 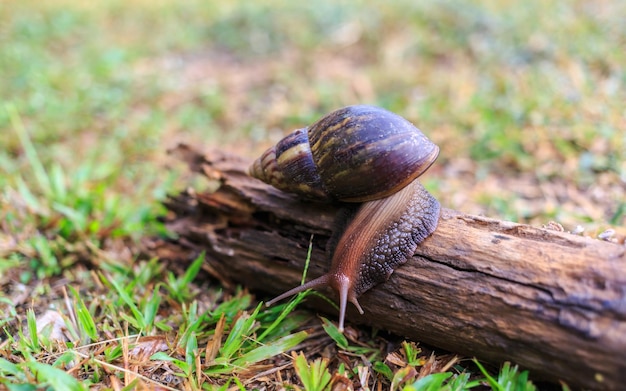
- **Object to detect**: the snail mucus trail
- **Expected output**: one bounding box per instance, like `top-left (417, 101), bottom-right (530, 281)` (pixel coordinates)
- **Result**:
top-left (249, 105), bottom-right (441, 332)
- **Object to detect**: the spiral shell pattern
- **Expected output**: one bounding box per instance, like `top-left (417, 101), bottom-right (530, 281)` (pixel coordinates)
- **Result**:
top-left (249, 105), bottom-right (439, 203)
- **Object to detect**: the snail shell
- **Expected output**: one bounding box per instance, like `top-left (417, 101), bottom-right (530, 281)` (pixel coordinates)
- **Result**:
top-left (249, 105), bottom-right (440, 331)
top-left (249, 105), bottom-right (439, 202)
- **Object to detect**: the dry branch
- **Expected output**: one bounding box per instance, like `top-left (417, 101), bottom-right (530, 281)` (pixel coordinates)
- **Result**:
top-left (158, 145), bottom-right (626, 390)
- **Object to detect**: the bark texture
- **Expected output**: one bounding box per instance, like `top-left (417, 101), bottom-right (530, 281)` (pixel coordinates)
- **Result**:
top-left (158, 145), bottom-right (626, 390)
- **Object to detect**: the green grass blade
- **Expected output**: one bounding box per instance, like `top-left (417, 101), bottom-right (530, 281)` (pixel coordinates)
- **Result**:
top-left (142, 285), bottom-right (162, 333)
top-left (301, 234), bottom-right (314, 285)
top-left (257, 290), bottom-right (308, 342)
top-left (6, 103), bottom-right (51, 196)
top-left (293, 352), bottom-right (332, 391)
top-left (68, 286), bottom-right (98, 342)
top-left (52, 203), bottom-right (87, 233)
top-left (15, 177), bottom-right (45, 215)
top-left (0, 357), bottom-right (26, 380)
top-left (25, 309), bottom-right (39, 353)
top-left (258, 235), bottom-right (315, 342)
top-left (185, 332), bottom-right (198, 376)
top-left (165, 252), bottom-right (205, 302)
top-left (49, 163), bottom-right (68, 203)
top-left (373, 361), bottom-right (394, 382)
top-left (151, 352), bottom-right (190, 375)
top-left (26, 361), bottom-right (87, 391)
top-left (232, 330), bottom-right (308, 368)
top-left (404, 372), bottom-right (452, 391)
top-left (105, 274), bottom-right (145, 330)
top-left (473, 359), bottom-right (499, 390)
top-left (212, 293), bottom-right (252, 321)
top-left (320, 317), bottom-right (348, 350)
top-left (29, 235), bottom-right (60, 277)
top-left (181, 251), bottom-right (204, 286)
top-left (177, 301), bottom-right (205, 349)
top-left (54, 351), bottom-right (79, 368)
top-left (219, 304), bottom-right (262, 361)
top-left (403, 341), bottom-right (422, 367)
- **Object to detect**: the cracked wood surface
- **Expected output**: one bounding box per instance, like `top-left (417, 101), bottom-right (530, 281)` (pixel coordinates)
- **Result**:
top-left (159, 145), bottom-right (626, 390)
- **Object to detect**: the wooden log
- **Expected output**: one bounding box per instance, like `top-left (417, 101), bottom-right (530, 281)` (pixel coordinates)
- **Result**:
top-left (160, 144), bottom-right (626, 390)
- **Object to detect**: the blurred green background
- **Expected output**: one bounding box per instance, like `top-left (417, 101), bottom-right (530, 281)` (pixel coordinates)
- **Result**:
top-left (1, 0), bottom-right (624, 388)
top-left (1, 0), bottom-right (625, 262)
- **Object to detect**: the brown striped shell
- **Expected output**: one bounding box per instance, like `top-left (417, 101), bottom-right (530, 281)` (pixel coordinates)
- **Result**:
top-left (248, 105), bottom-right (439, 203)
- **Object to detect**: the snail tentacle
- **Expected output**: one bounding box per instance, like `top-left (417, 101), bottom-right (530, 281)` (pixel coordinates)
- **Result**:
top-left (265, 274), bottom-right (330, 307)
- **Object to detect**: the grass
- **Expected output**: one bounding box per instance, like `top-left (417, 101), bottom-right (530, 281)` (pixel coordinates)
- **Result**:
top-left (1, 0), bottom-right (624, 388)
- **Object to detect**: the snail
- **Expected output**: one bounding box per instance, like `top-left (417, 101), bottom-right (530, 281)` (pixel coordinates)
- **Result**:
top-left (249, 105), bottom-right (440, 331)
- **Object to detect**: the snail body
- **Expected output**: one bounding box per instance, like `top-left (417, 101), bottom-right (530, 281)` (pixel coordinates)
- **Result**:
top-left (250, 105), bottom-right (440, 331)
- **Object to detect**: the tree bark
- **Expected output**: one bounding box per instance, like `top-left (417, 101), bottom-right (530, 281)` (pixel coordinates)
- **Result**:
top-left (158, 145), bottom-right (626, 390)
